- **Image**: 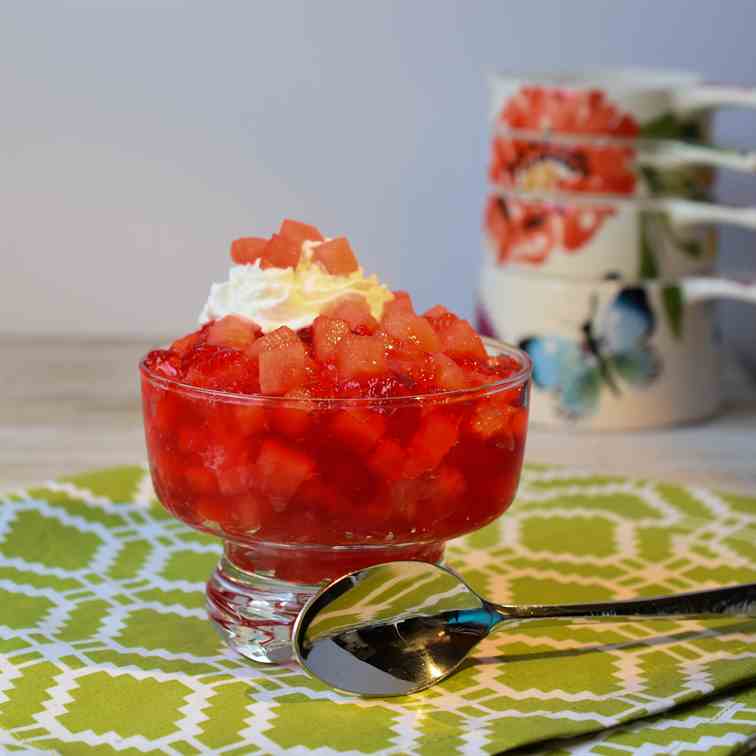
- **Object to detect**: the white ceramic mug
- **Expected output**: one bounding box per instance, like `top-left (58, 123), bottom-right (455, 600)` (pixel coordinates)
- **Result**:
top-left (477, 266), bottom-right (756, 430)
top-left (484, 188), bottom-right (756, 279)
top-left (489, 68), bottom-right (756, 141)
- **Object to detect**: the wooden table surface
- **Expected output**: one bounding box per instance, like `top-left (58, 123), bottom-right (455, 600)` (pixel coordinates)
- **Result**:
top-left (2, 335), bottom-right (755, 495)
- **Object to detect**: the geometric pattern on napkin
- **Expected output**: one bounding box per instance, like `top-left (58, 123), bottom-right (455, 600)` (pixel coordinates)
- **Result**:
top-left (549, 683), bottom-right (756, 754)
top-left (0, 464), bottom-right (754, 754)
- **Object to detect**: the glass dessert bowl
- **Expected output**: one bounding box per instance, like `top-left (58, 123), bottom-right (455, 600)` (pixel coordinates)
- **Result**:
top-left (139, 219), bottom-right (532, 663)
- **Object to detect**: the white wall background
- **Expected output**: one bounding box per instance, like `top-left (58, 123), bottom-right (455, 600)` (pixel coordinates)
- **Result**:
top-left (1, 1), bottom-right (755, 369)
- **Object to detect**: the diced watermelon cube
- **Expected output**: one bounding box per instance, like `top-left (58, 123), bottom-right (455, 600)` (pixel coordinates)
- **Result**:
top-left (312, 316), bottom-right (351, 363)
top-left (206, 315), bottom-right (261, 351)
top-left (426, 311), bottom-right (458, 332)
top-left (367, 438), bottom-right (406, 480)
top-left (230, 237), bottom-right (268, 265)
top-left (259, 340), bottom-right (307, 395)
top-left (279, 218), bottom-right (325, 244)
top-left (260, 233), bottom-right (301, 269)
top-left (382, 311), bottom-right (441, 353)
top-left (201, 437), bottom-right (254, 496)
top-left (183, 346), bottom-right (258, 393)
top-left (466, 400), bottom-right (515, 441)
top-left (216, 461), bottom-right (256, 496)
top-left (437, 319), bottom-right (487, 360)
top-left (387, 347), bottom-right (436, 392)
top-left (312, 237), bottom-right (359, 275)
top-left (432, 353), bottom-right (468, 390)
top-left (382, 290), bottom-right (414, 318)
top-left (375, 331), bottom-right (436, 393)
top-left (323, 296), bottom-right (378, 333)
top-left (423, 304), bottom-right (450, 319)
top-left (231, 492), bottom-right (264, 531)
top-left (170, 326), bottom-right (207, 356)
top-left (247, 326), bottom-right (300, 359)
top-left (404, 411), bottom-right (460, 478)
top-left (270, 388), bottom-right (314, 439)
top-left (329, 408), bottom-right (386, 453)
top-left (254, 438), bottom-right (315, 501)
top-left (336, 335), bottom-right (389, 382)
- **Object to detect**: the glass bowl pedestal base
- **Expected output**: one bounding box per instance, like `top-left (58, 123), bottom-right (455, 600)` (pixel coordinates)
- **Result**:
top-left (206, 540), bottom-right (445, 663)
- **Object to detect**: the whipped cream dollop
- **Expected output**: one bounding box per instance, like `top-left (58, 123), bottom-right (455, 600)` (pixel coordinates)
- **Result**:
top-left (199, 240), bottom-right (394, 332)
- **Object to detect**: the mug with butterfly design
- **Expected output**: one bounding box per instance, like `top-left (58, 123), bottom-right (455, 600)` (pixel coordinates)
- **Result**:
top-left (477, 265), bottom-right (756, 430)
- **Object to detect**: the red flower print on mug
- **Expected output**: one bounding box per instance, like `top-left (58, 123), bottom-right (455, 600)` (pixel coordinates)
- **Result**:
top-left (500, 86), bottom-right (639, 137)
top-left (489, 138), bottom-right (637, 196)
top-left (484, 195), bottom-right (615, 265)
top-left (490, 86), bottom-right (640, 197)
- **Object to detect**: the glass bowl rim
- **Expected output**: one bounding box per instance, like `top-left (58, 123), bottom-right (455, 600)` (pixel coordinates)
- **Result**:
top-left (139, 336), bottom-right (532, 409)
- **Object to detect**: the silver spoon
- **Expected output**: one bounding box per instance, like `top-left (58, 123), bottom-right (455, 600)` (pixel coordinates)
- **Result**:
top-left (293, 561), bottom-right (756, 697)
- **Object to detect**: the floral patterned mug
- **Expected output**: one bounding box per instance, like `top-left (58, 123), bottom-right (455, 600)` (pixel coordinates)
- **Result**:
top-left (489, 69), bottom-right (756, 141)
top-left (477, 266), bottom-right (756, 430)
top-left (484, 188), bottom-right (756, 279)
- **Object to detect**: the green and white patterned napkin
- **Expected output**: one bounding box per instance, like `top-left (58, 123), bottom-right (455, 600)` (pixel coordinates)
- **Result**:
top-left (0, 464), bottom-right (754, 754)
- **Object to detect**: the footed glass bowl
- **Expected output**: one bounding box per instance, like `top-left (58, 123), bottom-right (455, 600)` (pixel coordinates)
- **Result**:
top-left (140, 338), bottom-right (531, 663)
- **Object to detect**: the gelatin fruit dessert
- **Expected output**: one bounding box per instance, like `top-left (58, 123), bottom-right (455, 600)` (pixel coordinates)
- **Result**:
top-left (140, 219), bottom-right (532, 662)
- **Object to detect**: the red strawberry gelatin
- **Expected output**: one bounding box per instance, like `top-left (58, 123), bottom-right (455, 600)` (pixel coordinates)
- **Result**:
top-left (140, 223), bottom-right (532, 664)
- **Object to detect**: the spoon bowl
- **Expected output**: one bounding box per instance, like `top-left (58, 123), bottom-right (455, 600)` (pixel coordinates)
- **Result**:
top-left (293, 561), bottom-right (495, 696)
top-left (293, 561), bottom-right (756, 697)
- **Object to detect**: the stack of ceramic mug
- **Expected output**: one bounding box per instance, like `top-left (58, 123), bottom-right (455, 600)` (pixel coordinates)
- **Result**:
top-left (477, 69), bottom-right (756, 430)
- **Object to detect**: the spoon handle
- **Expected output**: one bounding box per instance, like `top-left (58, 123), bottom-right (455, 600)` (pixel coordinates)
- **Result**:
top-left (491, 582), bottom-right (756, 625)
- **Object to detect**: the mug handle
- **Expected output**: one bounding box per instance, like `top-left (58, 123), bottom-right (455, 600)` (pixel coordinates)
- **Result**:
top-left (661, 198), bottom-right (756, 232)
top-left (636, 139), bottom-right (756, 173)
top-left (673, 84), bottom-right (756, 114)
top-left (683, 276), bottom-right (756, 305)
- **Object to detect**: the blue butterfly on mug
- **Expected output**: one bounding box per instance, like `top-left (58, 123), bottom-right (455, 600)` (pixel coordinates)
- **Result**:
top-left (519, 287), bottom-right (661, 419)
